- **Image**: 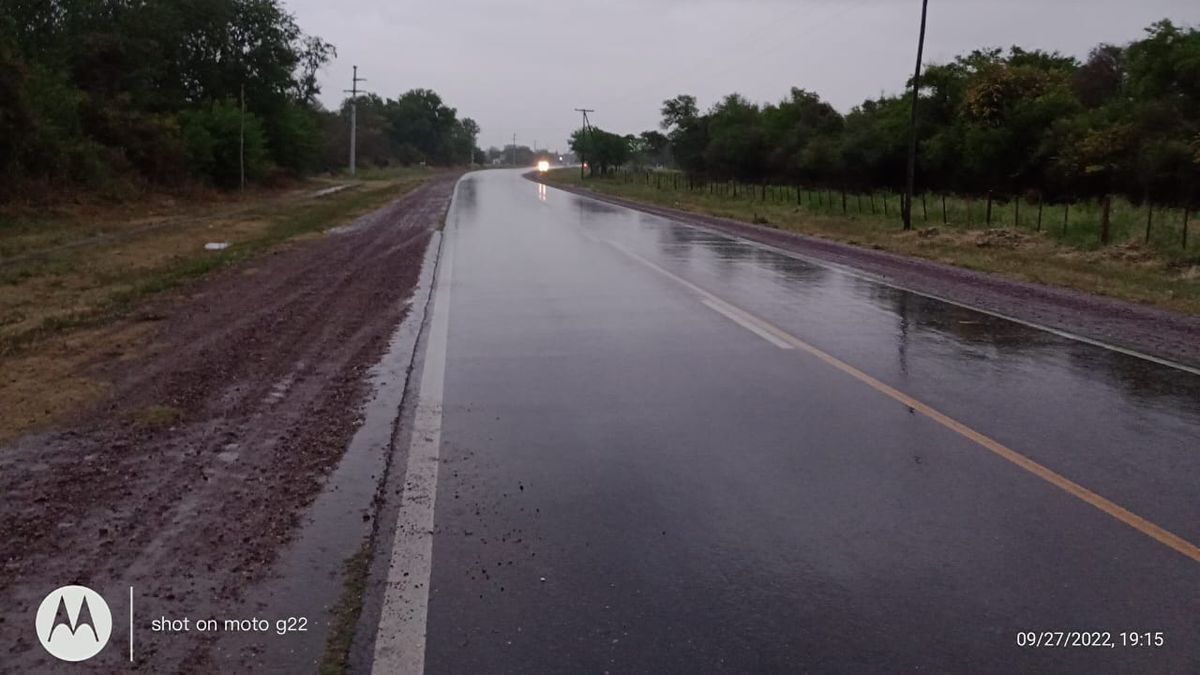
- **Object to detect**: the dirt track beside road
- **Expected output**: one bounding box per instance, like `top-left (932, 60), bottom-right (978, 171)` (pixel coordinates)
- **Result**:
top-left (0, 172), bottom-right (460, 670)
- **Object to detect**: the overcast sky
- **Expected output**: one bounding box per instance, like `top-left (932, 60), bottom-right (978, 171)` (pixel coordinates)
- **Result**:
top-left (287, 0), bottom-right (1199, 152)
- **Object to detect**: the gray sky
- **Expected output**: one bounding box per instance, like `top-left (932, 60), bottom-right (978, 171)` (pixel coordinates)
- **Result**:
top-left (287, 0), bottom-right (1199, 152)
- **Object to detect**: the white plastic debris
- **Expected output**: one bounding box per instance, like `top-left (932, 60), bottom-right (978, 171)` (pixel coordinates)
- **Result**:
top-left (204, 242), bottom-right (230, 250)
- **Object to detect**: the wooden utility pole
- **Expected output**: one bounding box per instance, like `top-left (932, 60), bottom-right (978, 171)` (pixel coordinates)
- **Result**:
top-left (574, 108), bottom-right (595, 179)
top-left (902, 0), bottom-right (930, 230)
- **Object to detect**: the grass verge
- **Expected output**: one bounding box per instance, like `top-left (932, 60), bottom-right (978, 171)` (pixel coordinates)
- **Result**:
top-left (319, 541), bottom-right (372, 675)
top-left (0, 169), bottom-right (434, 444)
top-left (545, 169), bottom-right (1200, 316)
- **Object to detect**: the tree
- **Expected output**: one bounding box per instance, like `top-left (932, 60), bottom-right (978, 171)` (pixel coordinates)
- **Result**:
top-left (181, 99), bottom-right (268, 187)
top-left (0, 0), bottom-right (338, 196)
top-left (635, 130), bottom-right (670, 167)
top-left (569, 127), bottom-right (629, 175)
top-left (704, 94), bottom-right (767, 180)
top-left (660, 94), bottom-right (708, 176)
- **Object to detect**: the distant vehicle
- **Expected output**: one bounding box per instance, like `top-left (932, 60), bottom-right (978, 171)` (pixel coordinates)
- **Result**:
top-left (537, 160), bottom-right (551, 172)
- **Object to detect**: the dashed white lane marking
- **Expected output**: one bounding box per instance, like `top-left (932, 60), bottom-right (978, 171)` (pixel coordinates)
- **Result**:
top-left (701, 298), bottom-right (794, 350)
top-left (601, 197), bottom-right (1200, 377)
top-left (602, 239), bottom-right (795, 350)
top-left (371, 227), bottom-right (455, 675)
top-left (597, 234), bottom-right (1200, 565)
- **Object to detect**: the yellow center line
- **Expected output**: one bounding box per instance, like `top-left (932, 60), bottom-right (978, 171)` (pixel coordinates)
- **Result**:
top-left (606, 239), bottom-right (1200, 564)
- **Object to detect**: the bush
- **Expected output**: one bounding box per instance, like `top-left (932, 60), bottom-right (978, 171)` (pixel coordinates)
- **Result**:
top-left (180, 100), bottom-right (269, 189)
top-left (263, 101), bottom-right (321, 175)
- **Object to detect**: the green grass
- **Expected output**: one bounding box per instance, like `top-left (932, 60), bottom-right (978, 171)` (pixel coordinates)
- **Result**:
top-left (601, 170), bottom-right (1197, 255)
top-left (319, 542), bottom-right (372, 675)
top-left (547, 168), bottom-right (1200, 315)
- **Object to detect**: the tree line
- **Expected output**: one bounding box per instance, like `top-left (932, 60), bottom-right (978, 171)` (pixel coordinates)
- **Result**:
top-left (319, 90), bottom-right (479, 171)
top-left (573, 20), bottom-right (1200, 206)
top-left (0, 0), bottom-right (479, 199)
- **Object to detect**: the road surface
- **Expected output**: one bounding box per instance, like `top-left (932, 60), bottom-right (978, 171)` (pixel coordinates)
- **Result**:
top-left (366, 170), bottom-right (1200, 672)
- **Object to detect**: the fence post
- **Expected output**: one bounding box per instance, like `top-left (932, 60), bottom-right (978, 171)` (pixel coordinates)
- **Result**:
top-left (921, 194), bottom-right (927, 221)
top-left (1014, 197), bottom-right (1020, 228)
top-left (1100, 195), bottom-right (1112, 245)
top-left (761, 180), bottom-right (767, 202)
top-left (1036, 196), bottom-right (1043, 232)
top-left (942, 195), bottom-right (947, 224)
top-left (985, 191), bottom-right (993, 226)
top-left (842, 189), bottom-right (848, 215)
top-left (1144, 202), bottom-right (1153, 244)
top-left (1063, 202), bottom-right (1070, 235)
top-left (870, 193), bottom-right (876, 215)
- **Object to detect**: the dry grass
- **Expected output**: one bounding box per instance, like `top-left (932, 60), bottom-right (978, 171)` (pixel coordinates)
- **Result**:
top-left (546, 170), bottom-right (1200, 316)
top-left (0, 169), bottom-right (437, 444)
top-left (0, 320), bottom-right (155, 444)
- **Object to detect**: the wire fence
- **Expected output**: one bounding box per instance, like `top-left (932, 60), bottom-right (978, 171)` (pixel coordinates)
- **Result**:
top-left (606, 169), bottom-right (1196, 254)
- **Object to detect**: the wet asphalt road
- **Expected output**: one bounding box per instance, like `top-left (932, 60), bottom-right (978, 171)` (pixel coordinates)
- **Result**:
top-left (392, 170), bottom-right (1200, 672)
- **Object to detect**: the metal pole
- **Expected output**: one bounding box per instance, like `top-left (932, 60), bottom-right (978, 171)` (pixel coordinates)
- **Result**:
top-left (239, 82), bottom-right (245, 191)
top-left (344, 65), bottom-right (366, 176)
top-left (902, 0), bottom-right (930, 231)
top-left (350, 102), bottom-right (357, 176)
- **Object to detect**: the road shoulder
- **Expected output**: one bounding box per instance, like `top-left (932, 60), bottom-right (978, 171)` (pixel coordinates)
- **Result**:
top-left (537, 176), bottom-right (1200, 370)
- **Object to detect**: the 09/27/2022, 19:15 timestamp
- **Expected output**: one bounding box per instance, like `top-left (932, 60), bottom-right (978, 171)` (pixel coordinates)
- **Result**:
top-left (1016, 632), bottom-right (1166, 648)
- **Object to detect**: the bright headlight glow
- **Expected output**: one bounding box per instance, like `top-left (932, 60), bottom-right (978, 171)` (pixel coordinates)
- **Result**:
top-left (537, 160), bottom-right (551, 172)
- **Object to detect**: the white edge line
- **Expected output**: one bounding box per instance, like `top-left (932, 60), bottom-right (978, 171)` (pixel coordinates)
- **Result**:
top-left (555, 185), bottom-right (1200, 378)
top-left (370, 184), bottom-right (457, 675)
top-left (129, 586), bottom-right (133, 662)
top-left (701, 299), bottom-right (795, 350)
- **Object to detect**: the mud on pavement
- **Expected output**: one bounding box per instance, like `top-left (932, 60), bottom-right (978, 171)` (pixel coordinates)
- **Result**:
top-left (0, 172), bottom-right (461, 671)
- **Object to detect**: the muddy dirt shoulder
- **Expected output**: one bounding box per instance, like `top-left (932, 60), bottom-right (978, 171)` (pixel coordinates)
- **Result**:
top-left (0, 173), bottom-right (461, 672)
top-left (539, 177), bottom-right (1200, 370)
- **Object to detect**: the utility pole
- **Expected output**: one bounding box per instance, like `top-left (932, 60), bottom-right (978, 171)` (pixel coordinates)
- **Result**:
top-left (344, 65), bottom-right (367, 176)
top-left (902, 0), bottom-right (930, 231)
top-left (239, 82), bottom-right (246, 192)
top-left (512, 133), bottom-right (517, 166)
top-left (574, 108), bottom-right (594, 180)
